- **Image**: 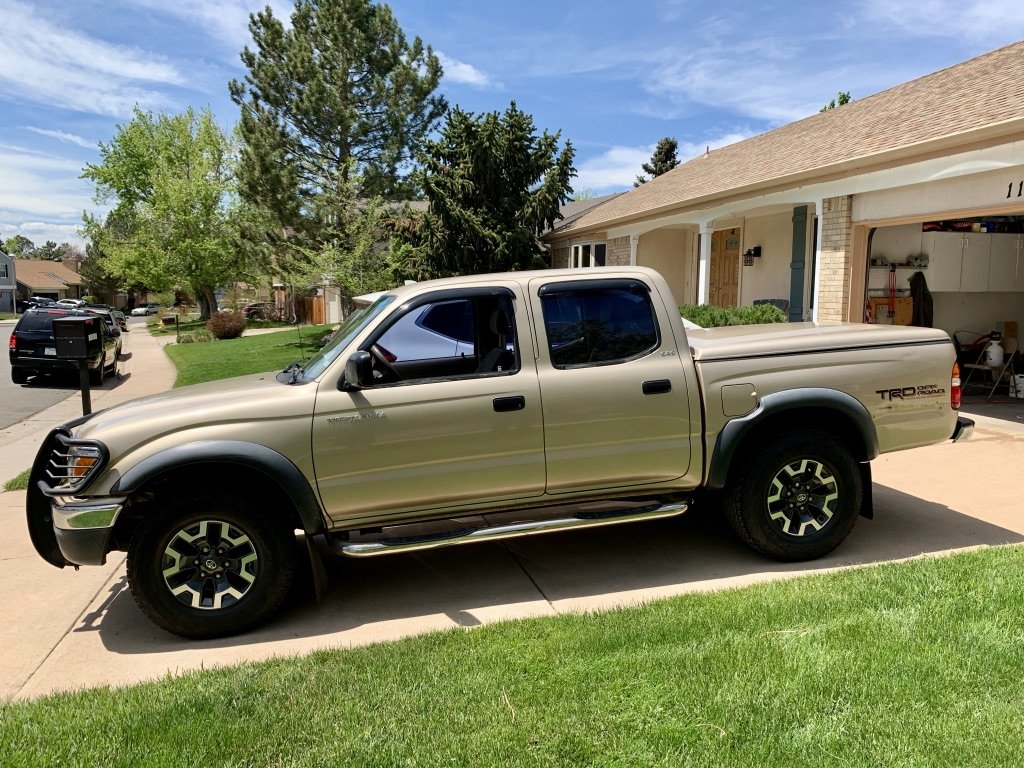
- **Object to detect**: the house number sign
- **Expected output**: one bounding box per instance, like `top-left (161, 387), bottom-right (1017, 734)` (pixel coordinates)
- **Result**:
top-left (1008, 180), bottom-right (1024, 198)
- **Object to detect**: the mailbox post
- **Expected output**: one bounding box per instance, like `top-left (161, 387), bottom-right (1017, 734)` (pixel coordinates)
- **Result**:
top-left (52, 316), bottom-right (103, 415)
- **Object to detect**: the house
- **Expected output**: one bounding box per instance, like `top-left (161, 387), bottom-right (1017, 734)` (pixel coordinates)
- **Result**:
top-left (0, 247), bottom-right (15, 313)
top-left (542, 40), bottom-right (1024, 340)
top-left (13, 259), bottom-right (87, 303)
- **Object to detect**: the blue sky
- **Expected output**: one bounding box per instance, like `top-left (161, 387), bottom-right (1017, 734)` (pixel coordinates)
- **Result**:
top-left (2, 0), bottom-right (1023, 250)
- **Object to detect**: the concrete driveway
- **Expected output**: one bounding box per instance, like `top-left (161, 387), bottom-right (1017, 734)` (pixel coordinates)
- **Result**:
top-left (2, 323), bottom-right (1022, 699)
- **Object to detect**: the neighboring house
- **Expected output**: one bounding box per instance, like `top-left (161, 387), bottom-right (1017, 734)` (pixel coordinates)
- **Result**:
top-left (0, 247), bottom-right (15, 313)
top-left (542, 40), bottom-right (1024, 340)
top-left (13, 259), bottom-right (87, 303)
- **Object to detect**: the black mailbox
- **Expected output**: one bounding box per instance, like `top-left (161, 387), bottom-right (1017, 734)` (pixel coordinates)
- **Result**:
top-left (52, 316), bottom-right (103, 359)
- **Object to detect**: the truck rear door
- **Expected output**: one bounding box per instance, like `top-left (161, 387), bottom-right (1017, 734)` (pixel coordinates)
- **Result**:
top-left (529, 276), bottom-right (694, 494)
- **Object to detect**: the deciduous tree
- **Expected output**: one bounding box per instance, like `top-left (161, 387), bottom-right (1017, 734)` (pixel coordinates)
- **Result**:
top-left (82, 107), bottom-right (242, 318)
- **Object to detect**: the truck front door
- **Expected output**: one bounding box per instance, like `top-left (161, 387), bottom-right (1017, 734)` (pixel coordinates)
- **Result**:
top-left (312, 285), bottom-right (545, 525)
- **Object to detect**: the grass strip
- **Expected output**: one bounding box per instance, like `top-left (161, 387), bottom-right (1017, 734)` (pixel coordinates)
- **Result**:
top-left (2, 546), bottom-right (1023, 767)
top-left (2, 469), bottom-right (29, 492)
top-left (165, 324), bottom-right (335, 387)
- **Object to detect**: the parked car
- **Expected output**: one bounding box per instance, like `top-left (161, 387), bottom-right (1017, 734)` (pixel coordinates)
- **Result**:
top-left (9, 307), bottom-right (119, 385)
top-left (112, 310), bottom-right (128, 331)
top-left (15, 297), bottom-right (56, 313)
top-left (56, 298), bottom-right (85, 308)
top-left (243, 301), bottom-right (275, 320)
top-left (130, 303), bottom-right (160, 316)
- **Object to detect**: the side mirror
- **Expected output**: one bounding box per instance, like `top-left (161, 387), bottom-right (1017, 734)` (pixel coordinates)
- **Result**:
top-left (342, 350), bottom-right (373, 390)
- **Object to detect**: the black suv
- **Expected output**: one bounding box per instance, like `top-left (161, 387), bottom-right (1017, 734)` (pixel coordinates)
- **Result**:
top-left (9, 307), bottom-right (120, 385)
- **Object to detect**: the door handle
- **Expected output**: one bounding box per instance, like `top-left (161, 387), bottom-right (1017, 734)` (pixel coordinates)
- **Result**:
top-left (642, 379), bottom-right (672, 395)
top-left (493, 396), bottom-right (526, 412)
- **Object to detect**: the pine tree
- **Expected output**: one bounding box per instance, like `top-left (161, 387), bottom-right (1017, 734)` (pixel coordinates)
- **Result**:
top-left (401, 103), bottom-right (575, 277)
top-left (634, 137), bottom-right (680, 187)
top-left (229, 0), bottom-right (446, 258)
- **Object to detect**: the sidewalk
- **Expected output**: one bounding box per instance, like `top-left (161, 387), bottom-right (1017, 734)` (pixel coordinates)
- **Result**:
top-left (0, 325), bottom-right (177, 700)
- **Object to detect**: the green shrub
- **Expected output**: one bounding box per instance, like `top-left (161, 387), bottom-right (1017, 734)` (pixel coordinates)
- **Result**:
top-left (679, 303), bottom-right (787, 328)
top-left (206, 311), bottom-right (247, 340)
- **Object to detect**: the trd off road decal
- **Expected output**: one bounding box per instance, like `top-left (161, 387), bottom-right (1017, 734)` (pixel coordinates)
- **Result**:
top-left (875, 384), bottom-right (945, 401)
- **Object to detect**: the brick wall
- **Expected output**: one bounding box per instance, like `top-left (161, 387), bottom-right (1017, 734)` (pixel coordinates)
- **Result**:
top-left (607, 236), bottom-right (631, 266)
top-left (550, 246), bottom-right (571, 268)
top-left (818, 195), bottom-right (853, 321)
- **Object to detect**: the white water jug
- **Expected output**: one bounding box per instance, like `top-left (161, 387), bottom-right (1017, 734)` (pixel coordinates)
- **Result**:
top-left (985, 339), bottom-right (1004, 366)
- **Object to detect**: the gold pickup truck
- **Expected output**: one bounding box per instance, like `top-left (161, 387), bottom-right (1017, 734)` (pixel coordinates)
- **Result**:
top-left (26, 267), bottom-right (973, 638)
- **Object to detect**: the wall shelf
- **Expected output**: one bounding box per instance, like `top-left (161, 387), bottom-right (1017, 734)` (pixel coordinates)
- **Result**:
top-left (869, 263), bottom-right (927, 269)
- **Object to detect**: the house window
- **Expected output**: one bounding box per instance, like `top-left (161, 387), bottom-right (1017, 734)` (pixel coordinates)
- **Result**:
top-left (570, 242), bottom-right (607, 268)
top-left (0, 263), bottom-right (7, 279)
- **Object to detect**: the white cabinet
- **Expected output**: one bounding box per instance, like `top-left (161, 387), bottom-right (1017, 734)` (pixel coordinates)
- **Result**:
top-left (921, 231), bottom-right (1024, 292)
top-left (922, 232), bottom-right (968, 291)
top-left (988, 234), bottom-right (1023, 292)
top-left (960, 234), bottom-right (990, 292)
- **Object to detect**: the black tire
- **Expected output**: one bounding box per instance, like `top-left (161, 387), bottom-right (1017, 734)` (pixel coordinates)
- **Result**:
top-left (127, 494), bottom-right (296, 639)
top-left (11, 367), bottom-right (28, 385)
top-left (88, 364), bottom-right (103, 386)
top-left (724, 430), bottom-right (862, 561)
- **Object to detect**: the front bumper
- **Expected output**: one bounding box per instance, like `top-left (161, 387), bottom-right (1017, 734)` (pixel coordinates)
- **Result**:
top-left (50, 497), bottom-right (126, 566)
top-left (951, 416), bottom-right (975, 443)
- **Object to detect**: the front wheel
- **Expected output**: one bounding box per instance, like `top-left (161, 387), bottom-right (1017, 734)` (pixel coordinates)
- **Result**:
top-left (724, 430), bottom-right (862, 561)
top-left (127, 494), bottom-right (296, 638)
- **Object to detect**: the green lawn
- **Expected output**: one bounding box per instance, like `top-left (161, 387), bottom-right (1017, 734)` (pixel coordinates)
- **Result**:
top-left (164, 324), bottom-right (334, 387)
top-left (1, 546), bottom-right (1022, 766)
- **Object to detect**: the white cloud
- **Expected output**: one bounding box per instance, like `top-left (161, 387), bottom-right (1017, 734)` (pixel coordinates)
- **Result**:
top-left (574, 131), bottom-right (754, 192)
top-left (24, 127), bottom-right (96, 150)
top-left (861, 0), bottom-right (1024, 41)
top-left (0, 146), bottom-right (95, 249)
top-left (575, 145), bottom-right (651, 191)
top-left (437, 52), bottom-right (498, 89)
top-left (124, 0), bottom-right (294, 53)
top-left (0, 0), bottom-right (184, 116)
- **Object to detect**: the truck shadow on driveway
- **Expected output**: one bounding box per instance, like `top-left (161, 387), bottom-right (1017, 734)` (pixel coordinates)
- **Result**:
top-left (91, 483), bottom-right (1024, 654)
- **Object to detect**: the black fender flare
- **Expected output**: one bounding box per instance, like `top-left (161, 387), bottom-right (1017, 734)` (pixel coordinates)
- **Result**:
top-left (705, 388), bottom-right (879, 491)
top-left (111, 441), bottom-right (326, 534)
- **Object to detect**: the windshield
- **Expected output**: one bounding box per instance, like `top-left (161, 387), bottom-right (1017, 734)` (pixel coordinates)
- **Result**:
top-left (299, 296), bottom-right (395, 380)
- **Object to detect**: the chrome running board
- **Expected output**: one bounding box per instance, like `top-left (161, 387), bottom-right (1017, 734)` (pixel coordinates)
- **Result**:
top-left (331, 500), bottom-right (689, 558)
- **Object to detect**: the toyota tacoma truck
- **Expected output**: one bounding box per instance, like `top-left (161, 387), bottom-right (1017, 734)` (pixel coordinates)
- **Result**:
top-left (26, 267), bottom-right (973, 638)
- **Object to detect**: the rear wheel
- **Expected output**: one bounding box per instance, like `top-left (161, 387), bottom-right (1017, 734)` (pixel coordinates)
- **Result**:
top-left (11, 367), bottom-right (28, 385)
top-left (724, 430), bottom-right (862, 561)
top-left (127, 494), bottom-right (296, 638)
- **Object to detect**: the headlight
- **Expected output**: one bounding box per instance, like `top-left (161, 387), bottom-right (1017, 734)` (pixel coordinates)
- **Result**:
top-left (46, 437), bottom-right (106, 492)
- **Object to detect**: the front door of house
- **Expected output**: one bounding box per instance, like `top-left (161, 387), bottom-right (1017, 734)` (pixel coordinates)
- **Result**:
top-left (709, 228), bottom-right (740, 307)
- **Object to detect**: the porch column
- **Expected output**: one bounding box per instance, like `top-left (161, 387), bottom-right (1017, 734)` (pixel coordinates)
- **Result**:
top-left (817, 196), bottom-right (854, 322)
top-left (697, 222), bottom-right (712, 304)
top-left (810, 199), bottom-right (824, 322)
top-left (629, 233), bottom-right (638, 266)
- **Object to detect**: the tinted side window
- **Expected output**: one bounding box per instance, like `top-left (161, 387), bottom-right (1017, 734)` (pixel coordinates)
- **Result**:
top-left (417, 300), bottom-right (474, 345)
top-left (542, 285), bottom-right (658, 368)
